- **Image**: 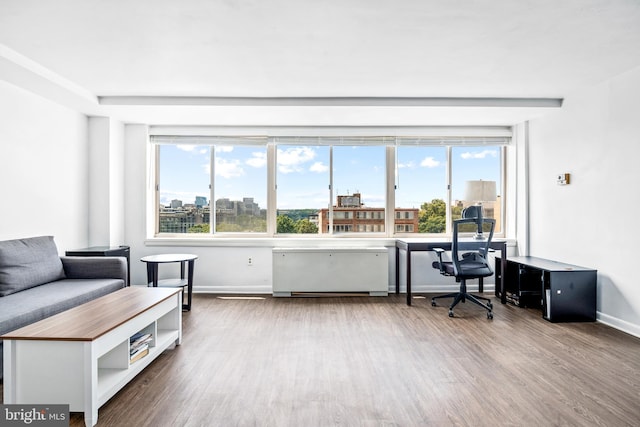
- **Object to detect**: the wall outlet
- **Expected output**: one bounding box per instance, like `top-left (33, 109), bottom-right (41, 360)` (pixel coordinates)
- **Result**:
top-left (248, 257), bottom-right (253, 266)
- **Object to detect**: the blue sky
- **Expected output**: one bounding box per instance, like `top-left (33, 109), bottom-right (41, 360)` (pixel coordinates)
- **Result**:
top-left (159, 144), bottom-right (500, 210)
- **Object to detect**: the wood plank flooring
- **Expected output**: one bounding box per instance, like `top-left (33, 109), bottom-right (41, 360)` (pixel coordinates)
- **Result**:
top-left (4, 293), bottom-right (640, 426)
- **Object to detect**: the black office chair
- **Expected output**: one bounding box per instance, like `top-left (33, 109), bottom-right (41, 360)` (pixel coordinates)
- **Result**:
top-left (431, 206), bottom-right (496, 319)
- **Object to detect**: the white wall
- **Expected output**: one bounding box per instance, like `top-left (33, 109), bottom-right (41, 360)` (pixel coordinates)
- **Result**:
top-left (0, 80), bottom-right (89, 252)
top-left (88, 117), bottom-right (110, 246)
top-left (109, 119), bottom-right (125, 245)
top-left (88, 116), bottom-right (125, 246)
top-left (528, 65), bottom-right (640, 336)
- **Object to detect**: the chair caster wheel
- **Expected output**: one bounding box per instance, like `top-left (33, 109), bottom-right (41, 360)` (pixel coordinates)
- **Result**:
top-left (448, 310), bottom-right (454, 317)
top-left (488, 301), bottom-right (493, 309)
top-left (487, 312), bottom-right (493, 320)
top-left (431, 299), bottom-right (436, 307)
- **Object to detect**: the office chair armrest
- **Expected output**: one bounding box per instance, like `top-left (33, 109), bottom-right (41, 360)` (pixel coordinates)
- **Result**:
top-left (433, 248), bottom-right (446, 274)
top-left (478, 247), bottom-right (495, 257)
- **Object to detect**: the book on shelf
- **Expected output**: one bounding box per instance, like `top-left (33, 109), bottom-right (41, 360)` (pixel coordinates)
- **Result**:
top-left (130, 332), bottom-right (153, 353)
top-left (130, 331), bottom-right (152, 343)
top-left (130, 347), bottom-right (149, 364)
top-left (130, 343), bottom-right (149, 357)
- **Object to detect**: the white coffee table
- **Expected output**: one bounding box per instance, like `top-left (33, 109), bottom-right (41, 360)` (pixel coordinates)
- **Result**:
top-left (2, 287), bottom-right (182, 427)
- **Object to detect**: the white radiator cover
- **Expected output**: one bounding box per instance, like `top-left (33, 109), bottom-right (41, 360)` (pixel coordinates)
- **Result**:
top-left (272, 247), bottom-right (389, 296)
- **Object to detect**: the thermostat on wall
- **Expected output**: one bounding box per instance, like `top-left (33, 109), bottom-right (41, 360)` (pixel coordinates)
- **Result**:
top-left (557, 173), bottom-right (570, 185)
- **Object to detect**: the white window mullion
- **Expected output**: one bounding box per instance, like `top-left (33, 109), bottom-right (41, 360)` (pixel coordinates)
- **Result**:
top-left (210, 147), bottom-right (216, 234)
top-left (267, 142), bottom-right (277, 236)
top-left (386, 145), bottom-right (396, 237)
top-left (329, 146), bottom-right (334, 235)
top-left (446, 146), bottom-right (452, 235)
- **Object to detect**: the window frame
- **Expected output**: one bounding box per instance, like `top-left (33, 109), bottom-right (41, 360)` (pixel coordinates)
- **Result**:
top-left (150, 132), bottom-right (509, 239)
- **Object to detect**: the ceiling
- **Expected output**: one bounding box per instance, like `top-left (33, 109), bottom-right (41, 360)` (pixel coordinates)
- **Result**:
top-left (1, 0), bottom-right (640, 127)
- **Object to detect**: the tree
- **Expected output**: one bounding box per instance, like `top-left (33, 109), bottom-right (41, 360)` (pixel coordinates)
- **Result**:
top-left (277, 215), bottom-right (296, 233)
top-left (188, 224), bottom-right (210, 233)
top-left (295, 219), bottom-right (318, 234)
top-left (216, 223), bottom-right (243, 232)
top-left (419, 199), bottom-right (447, 233)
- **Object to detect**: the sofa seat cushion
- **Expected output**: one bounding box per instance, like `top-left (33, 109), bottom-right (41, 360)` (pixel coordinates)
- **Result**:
top-left (0, 236), bottom-right (66, 296)
top-left (0, 278), bottom-right (125, 336)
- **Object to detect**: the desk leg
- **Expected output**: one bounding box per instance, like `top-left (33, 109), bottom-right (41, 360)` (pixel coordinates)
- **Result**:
top-left (395, 247), bottom-right (400, 295)
top-left (406, 248), bottom-right (412, 306)
top-left (500, 243), bottom-right (507, 304)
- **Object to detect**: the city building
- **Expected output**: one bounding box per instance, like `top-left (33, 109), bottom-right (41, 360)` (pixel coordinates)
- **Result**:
top-left (195, 196), bottom-right (207, 208)
top-left (318, 193), bottom-right (419, 233)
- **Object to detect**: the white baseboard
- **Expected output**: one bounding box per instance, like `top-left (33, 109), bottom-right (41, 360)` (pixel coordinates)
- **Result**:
top-left (596, 312), bottom-right (640, 339)
top-left (193, 285), bottom-right (272, 294)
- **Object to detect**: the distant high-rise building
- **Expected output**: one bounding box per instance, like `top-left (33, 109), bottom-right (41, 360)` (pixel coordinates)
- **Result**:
top-left (195, 196), bottom-right (207, 208)
top-left (170, 199), bottom-right (183, 209)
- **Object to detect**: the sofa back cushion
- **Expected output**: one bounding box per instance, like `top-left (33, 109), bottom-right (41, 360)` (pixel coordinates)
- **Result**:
top-left (0, 236), bottom-right (66, 297)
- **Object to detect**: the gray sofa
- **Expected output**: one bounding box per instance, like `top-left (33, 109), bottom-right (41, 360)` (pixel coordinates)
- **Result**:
top-left (0, 236), bottom-right (127, 379)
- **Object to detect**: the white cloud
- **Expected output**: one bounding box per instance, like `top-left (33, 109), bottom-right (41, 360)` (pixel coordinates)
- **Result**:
top-left (460, 149), bottom-right (497, 159)
top-left (398, 161), bottom-right (416, 169)
top-left (420, 157), bottom-right (440, 168)
top-left (177, 145), bottom-right (207, 155)
top-left (215, 146), bottom-right (234, 153)
top-left (177, 144), bottom-right (197, 152)
top-left (215, 157), bottom-right (245, 178)
top-left (277, 146), bottom-right (317, 174)
top-left (246, 152), bottom-right (267, 168)
top-left (309, 161), bottom-right (328, 173)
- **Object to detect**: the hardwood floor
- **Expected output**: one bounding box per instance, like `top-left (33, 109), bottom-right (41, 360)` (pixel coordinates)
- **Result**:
top-left (4, 293), bottom-right (640, 426)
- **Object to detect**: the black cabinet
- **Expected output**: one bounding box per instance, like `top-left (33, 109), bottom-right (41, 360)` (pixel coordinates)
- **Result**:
top-left (496, 256), bottom-right (596, 322)
top-left (495, 256), bottom-right (542, 308)
top-left (65, 245), bottom-right (130, 286)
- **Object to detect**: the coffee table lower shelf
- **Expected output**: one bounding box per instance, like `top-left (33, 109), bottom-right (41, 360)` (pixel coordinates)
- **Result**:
top-left (2, 287), bottom-right (182, 427)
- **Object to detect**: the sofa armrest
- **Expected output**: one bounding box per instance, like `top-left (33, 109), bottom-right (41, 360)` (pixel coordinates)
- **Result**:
top-left (61, 256), bottom-right (128, 285)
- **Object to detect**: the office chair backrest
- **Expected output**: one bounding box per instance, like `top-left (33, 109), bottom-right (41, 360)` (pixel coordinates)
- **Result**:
top-left (451, 215), bottom-right (496, 279)
top-left (462, 205), bottom-right (482, 219)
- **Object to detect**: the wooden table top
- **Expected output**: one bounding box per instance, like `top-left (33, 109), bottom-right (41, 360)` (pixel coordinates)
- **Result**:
top-left (1, 287), bottom-right (181, 342)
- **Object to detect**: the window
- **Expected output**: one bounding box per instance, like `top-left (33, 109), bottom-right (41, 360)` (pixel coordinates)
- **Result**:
top-left (275, 140), bottom-right (386, 235)
top-left (214, 145), bottom-right (267, 233)
top-left (153, 134), bottom-right (508, 238)
top-left (451, 146), bottom-right (502, 233)
top-left (395, 146), bottom-right (446, 234)
top-left (158, 144), bottom-right (211, 234)
top-left (276, 145), bottom-right (329, 234)
top-left (154, 137), bottom-right (267, 235)
top-left (333, 211), bottom-right (351, 219)
top-left (395, 143), bottom-right (503, 235)
top-left (332, 145), bottom-right (386, 234)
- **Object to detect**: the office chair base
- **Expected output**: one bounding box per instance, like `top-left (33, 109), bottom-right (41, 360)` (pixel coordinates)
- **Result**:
top-left (431, 292), bottom-right (493, 319)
